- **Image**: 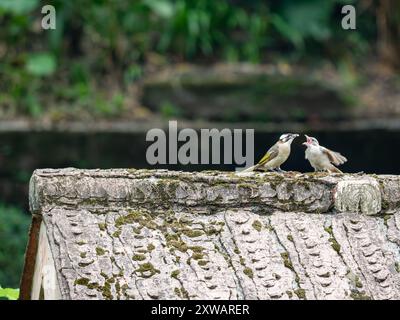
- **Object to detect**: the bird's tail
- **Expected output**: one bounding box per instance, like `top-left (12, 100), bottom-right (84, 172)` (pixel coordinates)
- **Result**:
top-left (328, 165), bottom-right (343, 174)
top-left (241, 164), bottom-right (258, 173)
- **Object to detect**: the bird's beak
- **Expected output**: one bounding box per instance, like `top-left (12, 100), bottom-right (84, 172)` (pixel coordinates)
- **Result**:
top-left (302, 134), bottom-right (311, 146)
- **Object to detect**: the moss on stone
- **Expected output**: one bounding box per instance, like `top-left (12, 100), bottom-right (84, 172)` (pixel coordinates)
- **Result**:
top-left (198, 260), bottom-right (208, 266)
top-left (132, 254), bottom-right (146, 261)
top-left (80, 252), bottom-right (87, 258)
top-left (78, 260), bottom-right (94, 267)
top-left (324, 226), bottom-right (341, 254)
top-left (171, 270), bottom-right (180, 279)
top-left (76, 241), bottom-right (87, 246)
top-left (353, 276), bottom-right (363, 288)
top-left (115, 281), bottom-right (121, 299)
top-left (286, 291), bottom-right (293, 298)
top-left (234, 247), bottom-right (241, 255)
top-left (243, 267), bottom-right (254, 279)
top-left (294, 288), bottom-right (306, 299)
top-left (87, 282), bottom-right (99, 290)
top-left (205, 227), bottom-right (221, 236)
top-left (395, 262), bottom-right (400, 273)
top-left (112, 230), bottom-right (121, 237)
top-left (75, 278), bottom-right (90, 286)
top-left (169, 239), bottom-right (188, 252)
top-left (189, 246), bottom-right (204, 253)
top-left (383, 215), bottom-right (391, 227)
top-left (182, 229), bottom-right (203, 238)
top-left (98, 223), bottom-right (106, 231)
top-left (350, 290), bottom-right (371, 300)
top-left (287, 235), bottom-right (294, 242)
top-left (192, 252), bottom-right (204, 260)
top-left (265, 224), bottom-right (275, 232)
top-left (280, 252), bottom-right (294, 271)
top-left (115, 210), bottom-right (158, 230)
top-left (174, 287), bottom-right (189, 299)
top-left (135, 262), bottom-right (160, 278)
top-left (329, 238), bottom-right (341, 254)
top-left (96, 247), bottom-right (106, 256)
top-left (252, 220), bottom-right (262, 232)
top-left (147, 243), bottom-right (156, 252)
top-left (102, 280), bottom-right (113, 300)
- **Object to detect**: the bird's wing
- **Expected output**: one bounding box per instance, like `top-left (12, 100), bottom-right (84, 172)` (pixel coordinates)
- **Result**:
top-left (321, 147), bottom-right (347, 166)
top-left (257, 143), bottom-right (279, 166)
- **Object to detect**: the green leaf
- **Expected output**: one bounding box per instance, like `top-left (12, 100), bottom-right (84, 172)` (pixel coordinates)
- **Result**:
top-left (0, 0), bottom-right (38, 15)
top-left (0, 286), bottom-right (19, 300)
top-left (143, 0), bottom-right (174, 18)
top-left (270, 14), bottom-right (304, 49)
top-left (282, 0), bottom-right (333, 41)
top-left (26, 53), bottom-right (56, 76)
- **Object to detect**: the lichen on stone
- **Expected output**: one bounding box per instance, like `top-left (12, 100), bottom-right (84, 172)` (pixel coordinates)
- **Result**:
top-left (280, 252), bottom-right (294, 271)
top-left (96, 247), bottom-right (106, 256)
top-left (350, 290), bottom-right (371, 300)
top-left (134, 262), bottom-right (160, 278)
top-left (171, 270), bottom-right (180, 279)
top-left (294, 288), bottom-right (306, 299)
top-left (324, 226), bottom-right (341, 254)
top-left (243, 267), bottom-right (254, 279)
top-left (132, 253), bottom-right (146, 261)
top-left (252, 220), bottom-right (262, 232)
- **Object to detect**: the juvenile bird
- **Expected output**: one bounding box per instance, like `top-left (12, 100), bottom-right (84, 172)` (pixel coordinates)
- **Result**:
top-left (243, 133), bottom-right (299, 172)
top-left (303, 135), bottom-right (347, 173)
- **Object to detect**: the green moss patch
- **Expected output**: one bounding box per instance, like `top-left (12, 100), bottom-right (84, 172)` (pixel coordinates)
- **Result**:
top-left (96, 247), bottom-right (106, 256)
top-left (280, 252), bottom-right (294, 271)
top-left (294, 288), bottom-right (306, 299)
top-left (135, 262), bottom-right (160, 278)
top-left (252, 220), bottom-right (262, 232)
top-left (132, 254), bottom-right (146, 261)
top-left (243, 267), bottom-right (254, 279)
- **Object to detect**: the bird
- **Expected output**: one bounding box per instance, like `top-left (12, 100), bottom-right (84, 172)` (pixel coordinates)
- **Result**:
top-left (242, 133), bottom-right (299, 172)
top-left (302, 135), bottom-right (347, 173)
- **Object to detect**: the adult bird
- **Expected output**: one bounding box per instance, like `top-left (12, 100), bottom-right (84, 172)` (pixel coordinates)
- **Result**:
top-left (303, 135), bottom-right (347, 173)
top-left (242, 133), bottom-right (299, 172)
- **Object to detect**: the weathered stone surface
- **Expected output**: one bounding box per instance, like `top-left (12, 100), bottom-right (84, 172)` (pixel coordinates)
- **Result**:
top-left (334, 178), bottom-right (382, 215)
top-left (28, 169), bottom-right (400, 300)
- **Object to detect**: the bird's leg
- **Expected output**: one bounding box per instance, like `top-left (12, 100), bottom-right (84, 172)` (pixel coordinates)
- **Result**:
top-left (276, 167), bottom-right (286, 173)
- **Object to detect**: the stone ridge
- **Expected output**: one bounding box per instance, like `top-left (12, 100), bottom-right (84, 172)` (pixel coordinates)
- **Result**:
top-left (29, 168), bottom-right (400, 216)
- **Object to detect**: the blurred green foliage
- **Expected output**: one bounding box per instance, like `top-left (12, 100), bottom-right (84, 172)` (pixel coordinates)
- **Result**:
top-left (0, 0), bottom-right (377, 118)
top-left (0, 286), bottom-right (19, 300)
top-left (0, 204), bottom-right (30, 288)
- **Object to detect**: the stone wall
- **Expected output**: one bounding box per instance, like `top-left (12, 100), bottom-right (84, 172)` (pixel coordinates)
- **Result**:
top-left (23, 169), bottom-right (400, 299)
